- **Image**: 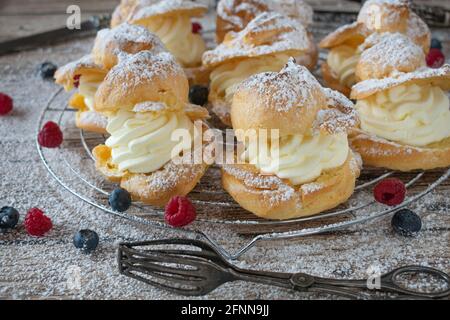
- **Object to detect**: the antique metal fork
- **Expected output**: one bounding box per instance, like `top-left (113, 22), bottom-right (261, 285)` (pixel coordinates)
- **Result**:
top-left (118, 239), bottom-right (450, 299)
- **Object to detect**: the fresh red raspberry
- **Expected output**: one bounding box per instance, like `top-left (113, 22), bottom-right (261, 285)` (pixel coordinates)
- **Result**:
top-left (73, 74), bottom-right (81, 88)
top-left (426, 48), bottom-right (445, 68)
top-left (24, 208), bottom-right (53, 236)
top-left (192, 22), bottom-right (202, 34)
top-left (0, 92), bottom-right (13, 116)
top-left (165, 196), bottom-right (196, 227)
top-left (38, 121), bottom-right (63, 148)
top-left (373, 178), bottom-right (406, 206)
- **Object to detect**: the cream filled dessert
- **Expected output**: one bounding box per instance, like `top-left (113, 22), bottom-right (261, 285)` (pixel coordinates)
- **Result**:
top-left (92, 51), bottom-right (212, 206)
top-left (203, 12), bottom-right (314, 125)
top-left (242, 131), bottom-right (349, 185)
top-left (355, 83), bottom-right (450, 147)
top-left (136, 15), bottom-right (205, 67)
top-left (116, 0), bottom-right (208, 68)
top-left (350, 64), bottom-right (450, 171)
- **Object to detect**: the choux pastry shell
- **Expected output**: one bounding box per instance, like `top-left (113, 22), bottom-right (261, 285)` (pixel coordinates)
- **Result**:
top-left (222, 59), bottom-right (361, 219)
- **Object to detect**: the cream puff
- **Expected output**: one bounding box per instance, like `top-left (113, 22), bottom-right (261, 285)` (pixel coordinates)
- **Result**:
top-left (222, 59), bottom-right (361, 220)
top-left (55, 23), bottom-right (166, 133)
top-left (202, 12), bottom-right (315, 126)
top-left (92, 51), bottom-right (213, 206)
top-left (111, 0), bottom-right (209, 83)
top-left (350, 64), bottom-right (450, 171)
top-left (319, 0), bottom-right (430, 96)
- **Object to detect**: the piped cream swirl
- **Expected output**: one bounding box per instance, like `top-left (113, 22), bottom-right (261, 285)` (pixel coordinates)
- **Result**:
top-left (139, 15), bottom-right (205, 67)
top-left (105, 110), bottom-right (194, 173)
top-left (210, 54), bottom-right (290, 105)
top-left (78, 74), bottom-right (104, 111)
top-left (242, 132), bottom-right (349, 185)
top-left (327, 45), bottom-right (360, 88)
top-left (356, 83), bottom-right (450, 147)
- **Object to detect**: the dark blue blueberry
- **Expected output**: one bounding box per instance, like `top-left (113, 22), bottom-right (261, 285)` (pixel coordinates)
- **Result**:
top-left (73, 229), bottom-right (99, 253)
top-left (39, 61), bottom-right (58, 79)
top-left (430, 38), bottom-right (442, 50)
top-left (109, 188), bottom-right (131, 212)
top-left (391, 209), bottom-right (422, 237)
top-left (189, 85), bottom-right (209, 106)
top-left (0, 206), bottom-right (20, 229)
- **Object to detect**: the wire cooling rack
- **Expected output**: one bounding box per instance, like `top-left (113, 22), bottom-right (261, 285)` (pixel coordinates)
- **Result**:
top-left (36, 87), bottom-right (450, 260)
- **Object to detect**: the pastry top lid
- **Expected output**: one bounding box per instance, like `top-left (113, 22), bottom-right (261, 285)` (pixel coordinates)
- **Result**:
top-left (94, 51), bottom-right (189, 113)
top-left (356, 32), bottom-right (425, 80)
top-left (319, 0), bottom-right (430, 52)
top-left (357, 0), bottom-right (410, 32)
top-left (54, 55), bottom-right (107, 90)
top-left (93, 23), bottom-right (166, 69)
top-left (128, 0), bottom-right (207, 22)
top-left (231, 58), bottom-right (357, 136)
top-left (319, 22), bottom-right (371, 49)
top-left (351, 64), bottom-right (450, 100)
top-left (217, 0), bottom-right (313, 30)
top-left (203, 12), bottom-right (311, 67)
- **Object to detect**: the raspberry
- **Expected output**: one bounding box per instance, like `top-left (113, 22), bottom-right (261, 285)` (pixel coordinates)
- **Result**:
top-left (73, 74), bottom-right (81, 88)
top-left (38, 121), bottom-right (63, 148)
top-left (426, 48), bottom-right (445, 68)
top-left (192, 22), bottom-right (202, 34)
top-left (165, 196), bottom-right (196, 227)
top-left (24, 208), bottom-right (53, 236)
top-left (373, 178), bottom-right (406, 206)
top-left (0, 92), bottom-right (13, 116)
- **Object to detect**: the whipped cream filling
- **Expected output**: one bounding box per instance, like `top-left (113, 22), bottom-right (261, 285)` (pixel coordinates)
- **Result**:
top-left (356, 83), bottom-right (450, 147)
top-left (242, 132), bottom-right (349, 185)
top-left (210, 54), bottom-right (290, 105)
top-left (327, 45), bottom-right (360, 88)
top-left (105, 110), bottom-right (194, 173)
top-left (139, 15), bottom-right (205, 67)
top-left (78, 74), bottom-right (104, 111)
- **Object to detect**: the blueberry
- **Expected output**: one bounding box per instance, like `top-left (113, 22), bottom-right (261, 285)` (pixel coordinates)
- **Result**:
top-left (0, 206), bottom-right (20, 229)
top-left (109, 188), bottom-right (131, 212)
top-left (189, 85), bottom-right (209, 106)
top-left (430, 38), bottom-right (442, 50)
top-left (73, 229), bottom-right (99, 253)
top-left (39, 61), bottom-right (58, 79)
top-left (391, 209), bottom-right (422, 237)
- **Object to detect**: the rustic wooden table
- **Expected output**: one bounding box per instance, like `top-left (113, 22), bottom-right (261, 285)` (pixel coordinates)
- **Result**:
top-left (0, 0), bottom-right (449, 300)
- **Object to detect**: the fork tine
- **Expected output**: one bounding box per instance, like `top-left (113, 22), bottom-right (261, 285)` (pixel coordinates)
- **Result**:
top-left (127, 263), bottom-right (207, 286)
top-left (122, 268), bottom-right (208, 296)
top-left (121, 260), bottom-right (206, 281)
top-left (124, 247), bottom-right (202, 268)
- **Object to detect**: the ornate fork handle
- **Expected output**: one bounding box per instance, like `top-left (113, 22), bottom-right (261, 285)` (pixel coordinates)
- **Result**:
top-left (230, 265), bottom-right (450, 300)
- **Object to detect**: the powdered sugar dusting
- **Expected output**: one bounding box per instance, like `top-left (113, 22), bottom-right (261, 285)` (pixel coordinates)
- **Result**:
top-left (129, 0), bottom-right (207, 21)
top-left (203, 12), bottom-right (311, 67)
top-left (237, 58), bottom-right (323, 113)
top-left (351, 64), bottom-right (450, 99)
top-left (94, 23), bottom-right (166, 56)
top-left (217, 0), bottom-right (313, 29)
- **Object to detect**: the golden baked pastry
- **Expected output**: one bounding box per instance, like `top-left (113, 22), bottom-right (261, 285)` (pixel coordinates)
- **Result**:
top-left (222, 59), bottom-right (361, 219)
top-left (216, 0), bottom-right (313, 43)
top-left (350, 65), bottom-right (450, 171)
top-left (111, 0), bottom-right (208, 82)
top-left (203, 12), bottom-right (315, 126)
top-left (55, 23), bottom-right (166, 133)
top-left (92, 51), bottom-right (214, 206)
top-left (319, 0), bottom-right (430, 95)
